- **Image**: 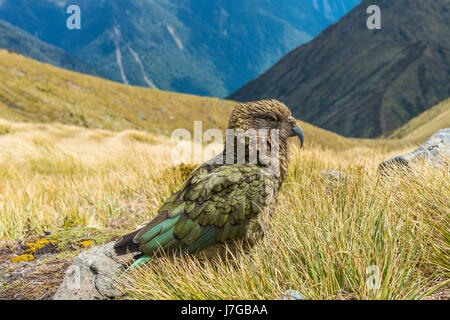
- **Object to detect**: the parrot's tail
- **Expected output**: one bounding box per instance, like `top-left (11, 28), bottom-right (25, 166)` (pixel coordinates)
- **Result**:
top-left (113, 229), bottom-right (142, 256)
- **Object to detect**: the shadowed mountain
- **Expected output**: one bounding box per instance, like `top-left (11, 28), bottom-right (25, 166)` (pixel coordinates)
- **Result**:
top-left (0, 19), bottom-right (99, 77)
top-left (229, 0), bottom-right (450, 138)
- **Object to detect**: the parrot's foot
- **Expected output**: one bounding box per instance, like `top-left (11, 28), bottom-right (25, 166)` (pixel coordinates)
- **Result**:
top-left (119, 255), bottom-right (152, 273)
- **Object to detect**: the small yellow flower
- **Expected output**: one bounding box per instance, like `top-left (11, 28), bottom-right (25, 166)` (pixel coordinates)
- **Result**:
top-left (25, 238), bottom-right (57, 253)
top-left (79, 240), bottom-right (94, 248)
top-left (11, 254), bottom-right (35, 263)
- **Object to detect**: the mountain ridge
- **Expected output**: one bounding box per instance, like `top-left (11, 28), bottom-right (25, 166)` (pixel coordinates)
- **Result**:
top-left (229, 0), bottom-right (450, 138)
top-left (0, 48), bottom-right (390, 151)
top-left (0, 19), bottom-right (100, 77)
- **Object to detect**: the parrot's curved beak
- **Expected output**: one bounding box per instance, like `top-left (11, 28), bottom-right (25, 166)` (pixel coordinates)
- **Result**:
top-left (291, 125), bottom-right (304, 148)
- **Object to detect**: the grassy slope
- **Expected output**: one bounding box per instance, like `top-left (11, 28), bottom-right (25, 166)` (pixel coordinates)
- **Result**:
top-left (388, 98), bottom-right (450, 142)
top-left (0, 119), bottom-right (172, 240)
top-left (0, 49), bottom-right (235, 136)
top-left (0, 49), bottom-right (389, 151)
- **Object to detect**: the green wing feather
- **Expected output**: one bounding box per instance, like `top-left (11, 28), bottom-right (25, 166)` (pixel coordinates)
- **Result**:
top-left (134, 164), bottom-right (272, 256)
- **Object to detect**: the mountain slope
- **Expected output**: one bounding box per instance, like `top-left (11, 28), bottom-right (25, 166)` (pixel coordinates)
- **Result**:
top-left (0, 19), bottom-right (99, 76)
top-left (0, 49), bottom-right (380, 151)
top-left (229, 0), bottom-right (450, 138)
top-left (0, 0), bottom-right (360, 97)
top-left (389, 98), bottom-right (450, 143)
top-left (0, 49), bottom-right (234, 136)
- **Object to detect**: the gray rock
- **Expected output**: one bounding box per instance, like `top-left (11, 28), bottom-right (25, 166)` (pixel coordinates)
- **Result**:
top-left (137, 114), bottom-right (147, 121)
top-left (53, 242), bottom-right (132, 300)
top-left (379, 128), bottom-right (449, 172)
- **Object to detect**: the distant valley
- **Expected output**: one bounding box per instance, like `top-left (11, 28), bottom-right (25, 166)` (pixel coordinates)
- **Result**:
top-left (0, 0), bottom-right (360, 97)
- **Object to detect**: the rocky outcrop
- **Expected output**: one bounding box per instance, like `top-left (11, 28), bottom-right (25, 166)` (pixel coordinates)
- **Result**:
top-left (53, 242), bottom-right (132, 300)
top-left (379, 128), bottom-right (449, 172)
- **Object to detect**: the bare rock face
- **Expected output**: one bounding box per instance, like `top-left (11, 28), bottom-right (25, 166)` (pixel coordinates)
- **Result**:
top-left (379, 128), bottom-right (449, 172)
top-left (53, 242), bottom-right (132, 300)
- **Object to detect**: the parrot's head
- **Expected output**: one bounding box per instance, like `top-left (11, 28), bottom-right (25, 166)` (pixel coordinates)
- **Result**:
top-left (228, 99), bottom-right (304, 148)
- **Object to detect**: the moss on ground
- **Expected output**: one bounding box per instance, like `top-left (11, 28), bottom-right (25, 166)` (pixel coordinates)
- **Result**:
top-left (0, 226), bottom-right (126, 300)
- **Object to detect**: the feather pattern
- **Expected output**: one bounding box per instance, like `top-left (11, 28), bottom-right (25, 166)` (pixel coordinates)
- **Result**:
top-left (114, 99), bottom-right (303, 266)
top-left (128, 163), bottom-right (275, 256)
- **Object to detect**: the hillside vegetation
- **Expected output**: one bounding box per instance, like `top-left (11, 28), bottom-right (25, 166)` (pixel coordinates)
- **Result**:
top-left (0, 49), bottom-right (407, 151)
top-left (389, 98), bottom-right (450, 142)
top-left (0, 50), bottom-right (235, 136)
top-left (0, 118), bottom-right (171, 240)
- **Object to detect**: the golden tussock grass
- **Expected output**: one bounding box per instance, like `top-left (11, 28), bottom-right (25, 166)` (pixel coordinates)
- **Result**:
top-left (118, 147), bottom-right (449, 300)
top-left (0, 118), bottom-right (448, 300)
top-left (0, 119), bottom-right (179, 239)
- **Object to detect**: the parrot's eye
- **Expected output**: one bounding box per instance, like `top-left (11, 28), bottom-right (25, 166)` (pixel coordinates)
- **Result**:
top-left (261, 114), bottom-right (278, 122)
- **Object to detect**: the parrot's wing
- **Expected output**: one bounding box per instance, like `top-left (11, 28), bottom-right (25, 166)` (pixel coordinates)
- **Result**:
top-left (133, 164), bottom-right (272, 255)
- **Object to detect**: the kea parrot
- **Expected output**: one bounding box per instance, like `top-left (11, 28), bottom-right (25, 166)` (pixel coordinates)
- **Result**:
top-left (114, 100), bottom-right (304, 269)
